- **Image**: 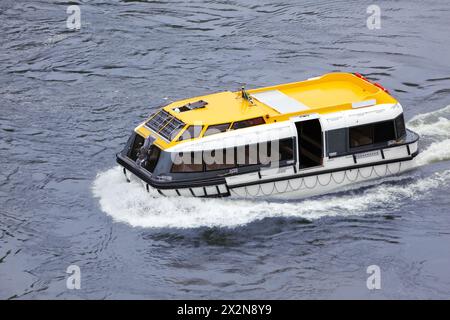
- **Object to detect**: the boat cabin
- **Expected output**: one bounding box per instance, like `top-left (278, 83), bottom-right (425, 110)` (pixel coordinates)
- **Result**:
top-left (117, 72), bottom-right (418, 193)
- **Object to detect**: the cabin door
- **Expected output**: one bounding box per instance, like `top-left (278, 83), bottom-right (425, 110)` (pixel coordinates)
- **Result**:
top-left (295, 119), bottom-right (323, 169)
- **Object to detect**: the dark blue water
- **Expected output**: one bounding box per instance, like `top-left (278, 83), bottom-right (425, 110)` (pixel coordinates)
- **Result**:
top-left (1, 0), bottom-right (450, 299)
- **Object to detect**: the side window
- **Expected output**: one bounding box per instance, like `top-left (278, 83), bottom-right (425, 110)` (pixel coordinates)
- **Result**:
top-left (395, 114), bottom-right (406, 139)
top-left (278, 138), bottom-right (294, 161)
top-left (326, 129), bottom-right (347, 156)
top-left (236, 145), bottom-right (248, 167)
top-left (374, 121), bottom-right (396, 143)
top-left (231, 117), bottom-right (265, 130)
top-left (236, 144), bottom-right (258, 167)
top-left (129, 134), bottom-right (145, 161)
top-left (205, 149), bottom-right (235, 171)
top-left (145, 145), bottom-right (161, 172)
top-left (224, 147), bottom-right (236, 168)
top-left (258, 141), bottom-right (272, 165)
top-left (248, 144), bottom-right (259, 165)
top-left (203, 123), bottom-right (231, 137)
top-left (178, 125), bottom-right (203, 141)
top-left (171, 152), bottom-right (203, 172)
top-left (349, 124), bottom-right (373, 148)
top-left (258, 139), bottom-right (294, 165)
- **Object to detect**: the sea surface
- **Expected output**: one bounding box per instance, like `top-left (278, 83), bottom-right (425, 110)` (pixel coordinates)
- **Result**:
top-left (1, 0), bottom-right (450, 299)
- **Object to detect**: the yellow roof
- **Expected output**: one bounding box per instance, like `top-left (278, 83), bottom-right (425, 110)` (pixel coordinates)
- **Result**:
top-left (136, 72), bottom-right (397, 149)
top-left (162, 91), bottom-right (278, 125)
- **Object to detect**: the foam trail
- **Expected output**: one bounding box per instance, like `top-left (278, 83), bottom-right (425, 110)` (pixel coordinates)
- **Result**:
top-left (407, 105), bottom-right (450, 138)
top-left (92, 166), bottom-right (449, 229)
top-left (414, 139), bottom-right (450, 166)
top-left (407, 105), bottom-right (450, 166)
top-left (92, 106), bottom-right (450, 229)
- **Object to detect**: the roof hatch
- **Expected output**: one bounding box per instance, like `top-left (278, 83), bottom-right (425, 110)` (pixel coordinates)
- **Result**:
top-left (251, 90), bottom-right (309, 114)
top-left (174, 100), bottom-right (208, 113)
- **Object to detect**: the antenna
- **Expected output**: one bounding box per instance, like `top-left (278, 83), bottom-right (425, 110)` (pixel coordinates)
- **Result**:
top-left (241, 86), bottom-right (253, 104)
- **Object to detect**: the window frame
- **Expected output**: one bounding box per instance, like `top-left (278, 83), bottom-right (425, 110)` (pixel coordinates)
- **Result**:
top-left (349, 123), bottom-right (374, 148)
top-left (278, 137), bottom-right (295, 162)
top-left (231, 117), bottom-right (265, 130)
top-left (204, 148), bottom-right (236, 171)
top-left (177, 125), bottom-right (204, 141)
top-left (170, 152), bottom-right (204, 173)
top-left (326, 128), bottom-right (348, 157)
top-left (144, 145), bottom-right (161, 173)
top-left (327, 115), bottom-right (410, 158)
top-left (394, 113), bottom-right (406, 139)
top-left (203, 123), bottom-right (231, 137)
top-left (373, 120), bottom-right (396, 144)
top-left (169, 139), bottom-right (296, 174)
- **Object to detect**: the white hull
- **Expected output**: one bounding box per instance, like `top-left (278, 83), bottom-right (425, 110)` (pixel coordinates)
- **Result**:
top-left (129, 157), bottom-right (417, 200)
top-left (228, 159), bottom-right (416, 200)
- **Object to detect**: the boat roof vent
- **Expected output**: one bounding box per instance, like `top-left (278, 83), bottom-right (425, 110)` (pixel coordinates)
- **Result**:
top-left (174, 100), bottom-right (208, 113)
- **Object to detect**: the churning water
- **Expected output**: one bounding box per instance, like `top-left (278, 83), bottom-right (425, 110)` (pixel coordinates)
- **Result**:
top-left (1, 0), bottom-right (450, 299)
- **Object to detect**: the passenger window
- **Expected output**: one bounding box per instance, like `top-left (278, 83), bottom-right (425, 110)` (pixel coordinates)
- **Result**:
top-left (258, 141), bottom-right (272, 165)
top-left (349, 124), bottom-right (373, 148)
top-left (236, 145), bottom-right (247, 166)
top-left (248, 144), bottom-right (258, 165)
top-left (326, 129), bottom-right (347, 156)
top-left (236, 144), bottom-right (258, 167)
top-left (205, 149), bottom-right (235, 171)
top-left (178, 125), bottom-right (203, 141)
top-left (395, 114), bottom-right (406, 139)
top-left (374, 121), bottom-right (396, 143)
top-left (231, 117), bottom-right (265, 130)
top-left (224, 147), bottom-right (236, 167)
top-left (278, 138), bottom-right (294, 161)
top-left (258, 139), bottom-right (294, 164)
top-left (129, 134), bottom-right (145, 161)
top-left (203, 123), bottom-right (231, 137)
top-left (145, 145), bottom-right (161, 172)
top-left (171, 152), bottom-right (203, 172)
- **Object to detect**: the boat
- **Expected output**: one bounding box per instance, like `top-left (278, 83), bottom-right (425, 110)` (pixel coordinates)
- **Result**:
top-left (116, 72), bottom-right (420, 199)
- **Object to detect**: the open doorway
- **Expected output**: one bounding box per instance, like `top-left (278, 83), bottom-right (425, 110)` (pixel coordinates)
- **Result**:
top-left (295, 119), bottom-right (323, 169)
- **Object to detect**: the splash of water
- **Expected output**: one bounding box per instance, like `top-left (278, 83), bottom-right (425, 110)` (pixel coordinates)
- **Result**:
top-left (92, 167), bottom-right (449, 228)
top-left (407, 105), bottom-right (450, 138)
top-left (408, 105), bottom-right (450, 166)
top-left (92, 106), bottom-right (450, 229)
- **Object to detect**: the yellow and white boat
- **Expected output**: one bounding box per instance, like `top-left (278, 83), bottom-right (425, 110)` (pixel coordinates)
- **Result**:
top-left (117, 72), bottom-right (419, 199)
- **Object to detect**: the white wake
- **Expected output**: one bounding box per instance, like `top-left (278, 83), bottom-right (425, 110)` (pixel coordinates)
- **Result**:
top-left (408, 105), bottom-right (450, 166)
top-left (92, 106), bottom-right (450, 229)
